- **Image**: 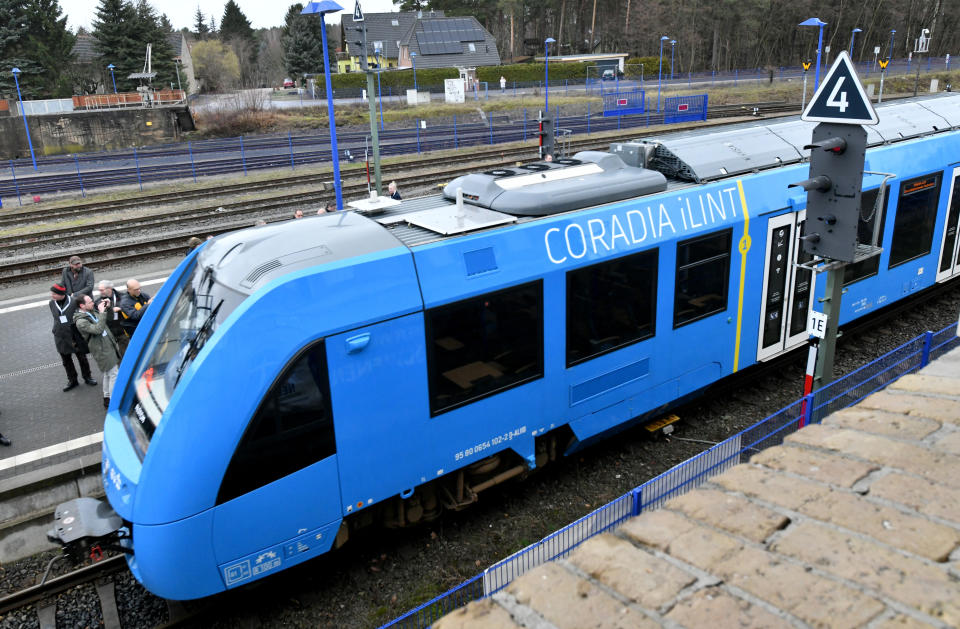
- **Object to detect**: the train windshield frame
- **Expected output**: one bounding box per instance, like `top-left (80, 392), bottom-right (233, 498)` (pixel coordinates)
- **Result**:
top-left (124, 259), bottom-right (246, 459)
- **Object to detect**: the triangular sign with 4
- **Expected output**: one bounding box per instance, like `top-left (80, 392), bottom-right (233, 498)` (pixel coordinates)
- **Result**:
top-left (802, 51), bottom-right (878, 125)
top-left (353, 0), bottom-right (364, 21)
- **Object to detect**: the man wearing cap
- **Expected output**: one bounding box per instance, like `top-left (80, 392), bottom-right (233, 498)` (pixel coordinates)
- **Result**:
top-left (61, 256), bottom-right (95, 300)
top-left (49, 284), bottom-right (96, 391)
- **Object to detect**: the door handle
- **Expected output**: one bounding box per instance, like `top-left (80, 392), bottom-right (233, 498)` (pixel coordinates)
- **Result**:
top-left (345, 333), bottom-right (371, 354)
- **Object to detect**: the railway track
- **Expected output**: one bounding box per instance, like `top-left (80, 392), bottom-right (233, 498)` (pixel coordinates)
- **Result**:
top-left (0, 101), bottom-right (804, 284)
top-left (0, 101), bottom-right (798, 205)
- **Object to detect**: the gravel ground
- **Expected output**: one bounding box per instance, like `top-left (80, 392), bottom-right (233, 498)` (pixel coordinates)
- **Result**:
top-left (3, 283), bottom-right (955, 628)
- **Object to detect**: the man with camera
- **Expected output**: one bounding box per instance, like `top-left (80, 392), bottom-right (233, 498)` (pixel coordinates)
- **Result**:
top-left (74, 294), bottom-right (122, 409)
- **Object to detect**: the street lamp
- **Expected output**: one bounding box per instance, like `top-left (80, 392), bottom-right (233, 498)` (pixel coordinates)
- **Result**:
top-left (670, 40), bottom-right (676, 80)
top-left (174, 58), bottom-right (182, 93)
top-left (849, 27), bottom-right (862, 57)
top-left (10, 68), bottom-right (37, 171)
top-left (410, 51), bottom-right (418, 91)
top-left (658, 35), bottom-right (669, 112)
top-left (799, 18), bottom-right (827, 91)
top-left (544, 37), bottom-right (555, 113)
top-left (106, 63), bottom-right (117, 93)
top-left (888, 29), bottom-right (896, 60)
top-left (301, 1), bottom-right (344, 211)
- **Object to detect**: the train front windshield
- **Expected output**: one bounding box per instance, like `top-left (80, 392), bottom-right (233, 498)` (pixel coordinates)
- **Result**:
top-left (124, 260), bottom-right (245, 459)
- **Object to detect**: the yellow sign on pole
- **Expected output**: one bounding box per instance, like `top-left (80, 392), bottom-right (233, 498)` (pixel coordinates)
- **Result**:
top-left (878, 59), bottom-right (889, 69)
top-left (802, 61), bottom-right (812, 71)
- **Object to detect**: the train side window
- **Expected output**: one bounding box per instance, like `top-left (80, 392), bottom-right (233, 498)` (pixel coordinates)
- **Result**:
top-left (674, 229), bottom-right (732, 327)
top-left (844, 186), bottom-right (890, 285)
top-left (426, 281), bottom-right (543, 416)
top-left (566, 248), bottom-right (658, 367)
top-left (217, 342), bottom-right (335, 504)
top-left (889, 172), bottom-right (943, 268)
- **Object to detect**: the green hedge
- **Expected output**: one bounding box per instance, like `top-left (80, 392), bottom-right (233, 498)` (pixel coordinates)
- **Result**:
top-left (329, 60), bottom-right (611, 90)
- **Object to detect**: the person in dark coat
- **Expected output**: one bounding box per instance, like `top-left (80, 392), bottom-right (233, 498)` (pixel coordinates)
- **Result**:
top-left (74, 295), bottom-right (122, 408)
top-left (98, 279), bottom-right (128, 357)
top-left (0, 410), bottom-right (10, 447)
top-left (120, 279), bottom-right (152, 336)
top-left (49, 284), bottom-right (96, 391)
top-left (61, 256), bottom-right (95, 300)
top-left (388, 181), bottom-right (402, 200)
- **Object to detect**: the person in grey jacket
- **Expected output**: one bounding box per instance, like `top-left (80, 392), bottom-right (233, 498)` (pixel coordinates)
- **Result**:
top-left (74, 295), bottom-right (121, 408)
top-left (50, 284), bottom-right (95, 391)
top-left (61, 256), bottom-right (95, 300)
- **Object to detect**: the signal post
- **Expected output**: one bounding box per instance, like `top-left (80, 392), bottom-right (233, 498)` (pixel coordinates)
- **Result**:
top-left (789, 52), bottom-right (880, 394)
top-left (348, 0), bottom-right (383, 195)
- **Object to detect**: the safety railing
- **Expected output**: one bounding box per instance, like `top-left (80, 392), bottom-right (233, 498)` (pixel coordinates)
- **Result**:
top-left (381, 321), bottom-right (959, 629)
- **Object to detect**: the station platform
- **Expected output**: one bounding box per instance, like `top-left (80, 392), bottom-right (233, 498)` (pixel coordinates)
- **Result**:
top-left (435, 345), bottom-right (960, 628)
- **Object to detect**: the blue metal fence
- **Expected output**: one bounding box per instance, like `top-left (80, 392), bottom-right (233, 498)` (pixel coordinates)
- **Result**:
top-left (664, 94), bottom-right (708, 123)
top-left (381, 321), bottom-right (959, 629)
top-left (602, 90), bottom-right (645, 116)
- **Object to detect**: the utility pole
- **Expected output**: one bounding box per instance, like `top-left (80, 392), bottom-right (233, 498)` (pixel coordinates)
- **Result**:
top-left (351, 1), bottom-right (382, 195)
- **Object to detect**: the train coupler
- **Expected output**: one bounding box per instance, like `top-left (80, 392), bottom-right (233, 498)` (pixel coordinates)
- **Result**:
top-left (47, 497), bottom-right (130, 563)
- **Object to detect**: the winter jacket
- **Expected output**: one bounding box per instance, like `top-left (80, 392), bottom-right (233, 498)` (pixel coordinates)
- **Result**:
top-left (73, 308), bottom-right (121, 372)
top-left (61, 266), bottom-right (95, 299)
top-left (120, 290), bottom-right (151, 333)
top-left (49, 296), bottom-right (82, 355)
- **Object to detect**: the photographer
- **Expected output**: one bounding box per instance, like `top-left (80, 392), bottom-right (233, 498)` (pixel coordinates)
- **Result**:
top-left (74, 295), bottom-right (122, 409)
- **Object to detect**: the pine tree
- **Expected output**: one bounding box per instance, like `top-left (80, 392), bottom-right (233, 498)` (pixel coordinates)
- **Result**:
top-left (208, 15), bottom-right (217, 36)
top-left (91, 0), bottom-right (140, 92)
top-left (220, 0), bottom-right (258, 86)
top-left (220, 0), bottom-right (254, 42)
top-left (133, 0), bottom-right (177, 90)
top-left (282, 3), bottom-right (334, 78)
top-left (0, 0), bottom-right (44, 99)
top-left (193, 6), bottom-right (209, 40)
top-left (23, 0), bottom-right (76, 97)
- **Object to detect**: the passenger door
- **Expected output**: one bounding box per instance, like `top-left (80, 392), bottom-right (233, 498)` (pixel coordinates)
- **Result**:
top-left (936, 166), bottom-right (960, 283)
top-left (757, 211), bottom-right (815, 361)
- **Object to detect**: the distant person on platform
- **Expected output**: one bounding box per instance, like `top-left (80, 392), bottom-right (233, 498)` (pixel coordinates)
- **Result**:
top-left (49, 283), bottom-right (96, 392)
top-left (388, 181), bottom-right (402, 200)
top-left (74, 294), bottom-right (122, 409)
top-left (0, 410), bottom-right (10, 446)
top-left (98, 280), bottom-right (128, 356)
top-left (500, 75), bottom-right (506, 93)
top-left (61, 255), bottom-right (94, 300)
top-left (294, 209), bottom-right (304, 219)
top-left (120, 279), bottom-right (152, 336)
top-left (186, 236), bottom-right (203, 254)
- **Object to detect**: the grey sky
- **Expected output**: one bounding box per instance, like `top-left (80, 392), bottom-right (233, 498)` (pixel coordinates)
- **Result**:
top-left (63, 0), bottom-right (399, 32)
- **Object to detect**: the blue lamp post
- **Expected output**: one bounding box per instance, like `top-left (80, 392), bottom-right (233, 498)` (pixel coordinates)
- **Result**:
top-left (670, 40), bottom-right (676, 80)
top-left (10, 68), bottom-right (37, 171)
top-left (544, 37), bottom-right (555, 113)
top-left (410, 51), bottom-right (418, 91)
top-left (799, 18), bottom-right (827, 91)
top-left (888, 29), bottom-right (896, 60)
top-left (106, 63), bottom-right (117, 93)
top-left (301, 1), bottom-right (344, 211)
top-left (849, 27), bottom-right (862, 57)
top-left (657, 35), bottom-right (669, 112)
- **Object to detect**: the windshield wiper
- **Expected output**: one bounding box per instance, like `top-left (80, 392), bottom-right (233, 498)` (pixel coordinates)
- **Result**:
top-left (175, 298), bottom-right (224, 384)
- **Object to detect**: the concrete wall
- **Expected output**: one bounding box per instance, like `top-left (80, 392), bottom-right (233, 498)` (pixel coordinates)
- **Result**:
top-left (0, 106), bottom-right (193, 159)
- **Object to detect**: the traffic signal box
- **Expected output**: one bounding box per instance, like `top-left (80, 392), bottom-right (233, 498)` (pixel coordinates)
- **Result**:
top-left (789, 122), bottom-right (867, 262)
top-left (537, 112), bottom-right (554, 160)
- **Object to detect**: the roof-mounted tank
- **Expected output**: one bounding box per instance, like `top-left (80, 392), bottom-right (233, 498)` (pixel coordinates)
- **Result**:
top-left (441, 151), bottom-right (667, 216)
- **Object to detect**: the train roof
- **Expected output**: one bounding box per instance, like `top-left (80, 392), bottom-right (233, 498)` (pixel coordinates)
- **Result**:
top-left (199, 211), bottom-right (405, 295)
top-left (208, 93), bottom-right (960, 290)
top-left (368, 93), bottom-right (960, 248)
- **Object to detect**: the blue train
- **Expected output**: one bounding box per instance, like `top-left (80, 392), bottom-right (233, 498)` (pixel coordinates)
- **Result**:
top-left (50, 94), bottom-right (960, 600)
